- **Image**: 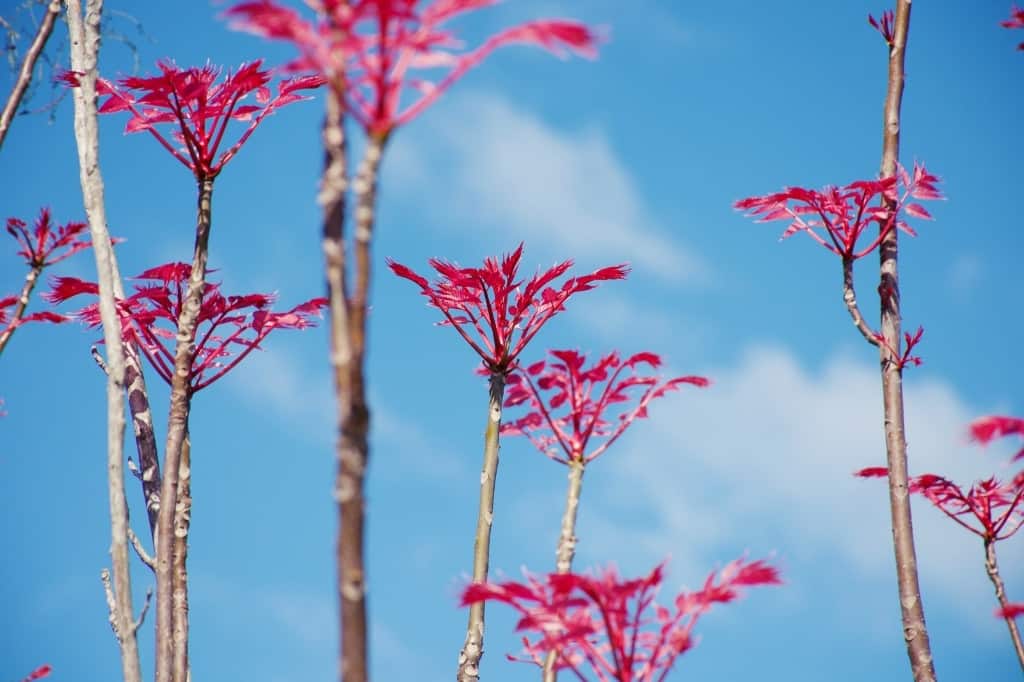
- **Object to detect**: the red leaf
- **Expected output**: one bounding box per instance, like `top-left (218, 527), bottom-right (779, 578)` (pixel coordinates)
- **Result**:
top-left (389, 246), bottom-right (625, 373)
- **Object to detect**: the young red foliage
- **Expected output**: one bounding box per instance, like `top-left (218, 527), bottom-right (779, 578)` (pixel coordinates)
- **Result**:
top-left (502, 349), bottom-right (708, 464)
top-left (733, 163), bottom-right (942, 260)
top-left (46, 262), bottom-right (327, 391)
top-left (872, 325), bottom-right (924, 370)
top-left (868, 10), bottom-right (895, 45)
top-left (460, 558), bottom-right (780, 682)
top-left (20, 665), bottom-right (52, 682)
top-left (1003, 5), bottom-right (1024, 49)
top-left (1000, 603), bottom-right (1024, 619)
top-left (388, 245), bottom-right (627, 374)
top-left (226, 0), bottom-right (600, 135)
top-left (7, 208), bottom-right (90, 268)
top-left (971, 415), bottom-right (1024, 462)
top-left (855, 467), bottom-right (1024, 541)
top-left (62, 61), bottom-right (323, 179)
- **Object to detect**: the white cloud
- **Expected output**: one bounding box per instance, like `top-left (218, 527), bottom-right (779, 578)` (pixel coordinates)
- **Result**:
top-left (947, 253), bottom-right (982, 301)
top-left (583, 344), bottom-right (1024, 627)
top-left (388, 93), bottom-right (707, 284)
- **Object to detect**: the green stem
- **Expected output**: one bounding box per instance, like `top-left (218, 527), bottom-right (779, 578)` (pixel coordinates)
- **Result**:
top-left (457, 371), bottom-right (507, 682)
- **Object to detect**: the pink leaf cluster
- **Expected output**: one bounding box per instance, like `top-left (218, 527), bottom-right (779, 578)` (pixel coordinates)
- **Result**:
top-left (45, 262), bottom-right (327, 391)
top-left (856, 467), bottom-right (1024, 541)
top-left (734, 163), bottom-right (942, 260)
top-left (502, 349), bottom-right (709, 464)
top-left (461, 559), bottom-right (780, 682)
top-left (388, 245), bottom-right (628, 373)
top-left (62, 61), bottom-right (323, 179)
top-left (226, 0), bottom-right (600, 135)
top-left (971, 415), bottom-right (1024, 462)
top-left (873, 325), bottom-right (924, 370)
top-left (1003, 5), bottom-right (1024, 49)
top-left (7, 207), bottom-right (90, 268)
top-left (868, 10), bottom-right (895, 45)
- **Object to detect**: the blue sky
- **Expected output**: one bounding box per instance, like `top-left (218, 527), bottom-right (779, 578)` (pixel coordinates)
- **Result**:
top-left (1, 1), bottom-right (1022, 680)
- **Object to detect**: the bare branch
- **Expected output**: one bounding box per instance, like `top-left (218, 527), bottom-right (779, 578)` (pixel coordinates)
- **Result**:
top-left (128, 527), bottom-right (155, 571)
top-left (0, 0), bottom-right (59, 150)
top-left (841, 257), bottom-right (880, 346)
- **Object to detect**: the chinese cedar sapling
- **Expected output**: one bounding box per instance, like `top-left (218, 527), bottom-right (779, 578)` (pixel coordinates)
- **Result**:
top-left (503, 349), bottom-right (706, 573)
top-left (734, 5), bottom-right (940, 680)
top-left (857, 465), bottom-right (1024, 669)
top-left (64, 56), bottom-right (320, 682)
top-left (461, 558), bottom-right (780, 682)
top-left (502, 349), bottom-right (707, 680)
top-left (0, 208), bottom-right (90, 357)
top-left (229, 4), bottom-right (601, 680)
top-left (390, 246), bottom-right (626, 680)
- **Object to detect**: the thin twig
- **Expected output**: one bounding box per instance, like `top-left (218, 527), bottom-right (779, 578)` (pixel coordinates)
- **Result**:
top-left (874, 4), bottom-right (937, 681)
top-left (67, 2), bottom-right (142, 681)
top-left (985, 539), bottom-right (1024, 671)
top-left (0, 264), bottom-right (42, 355)
top-left (91, 344), bottom-right (109, 374)
top-left (841, 256), bottom-right (879, 346)
top-left (134, 586), bottom-right (153, 633)
top-left (128, 527), bottom-right (155, 571)
top-left (0, 0), bottom-right (60, 150)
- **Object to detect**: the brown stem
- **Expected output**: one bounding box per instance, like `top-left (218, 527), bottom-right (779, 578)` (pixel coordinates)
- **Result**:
top-left (0, 0), bottom-right (61, 150)
top-left (875, 4), bottom-right (936, 681)
top-left (543, 458), bottom-right (586, 682)
top-left (984, 539), bottom-right (1024, 671)
top-left (458, 372), bottom-right (507, 682)
top-left (0, 264), bottom-right (42, 355)
top-left (841, 257), bottom-right (879, 347)
top-left (125, 357), bottom-right (161, 538)
top-left (65, 2), bottom-right (142, 681)
top-left (156, 176), bottom-right (214, 682)
top-left (320, 86), bottom-right (371, 682)
top-left (171, 424), bottom-right (193, 682)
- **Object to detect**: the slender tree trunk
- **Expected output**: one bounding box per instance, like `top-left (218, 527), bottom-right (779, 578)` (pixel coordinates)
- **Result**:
top-left (984, 539), bottom-right (1024, 671)
top-left (155, 175), bottom-right (214, 682)
top-left (0, 264), bottom-right (42, 354)
top-left (320, 86), bottom-right (371, 682)
top-left (458, 372), bottom-right (507, 682)
top-left (172, 424), bottom-right (193, 682)
top-left (543, 458), bottom-right (586, 682)
top-left (0, 0), bottom-right (61, 150)
top-left (875, 5), bottom-right (936, 681)
top-left (66, 2), bottom-right (141, 681)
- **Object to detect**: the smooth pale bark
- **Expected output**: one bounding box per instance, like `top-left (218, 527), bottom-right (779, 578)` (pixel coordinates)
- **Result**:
top-left (66, 2), bottom-right (141, 681)
top-left (458, 372), bottom-right (507, 682)
top-left (875, 4), bottom-right (936, 680)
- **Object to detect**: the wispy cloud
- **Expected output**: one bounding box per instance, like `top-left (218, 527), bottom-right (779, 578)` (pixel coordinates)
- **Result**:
top-left (578, 344), bottom-right (1023, 627)
top-left (388, 92), bottom-right (708, 284)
